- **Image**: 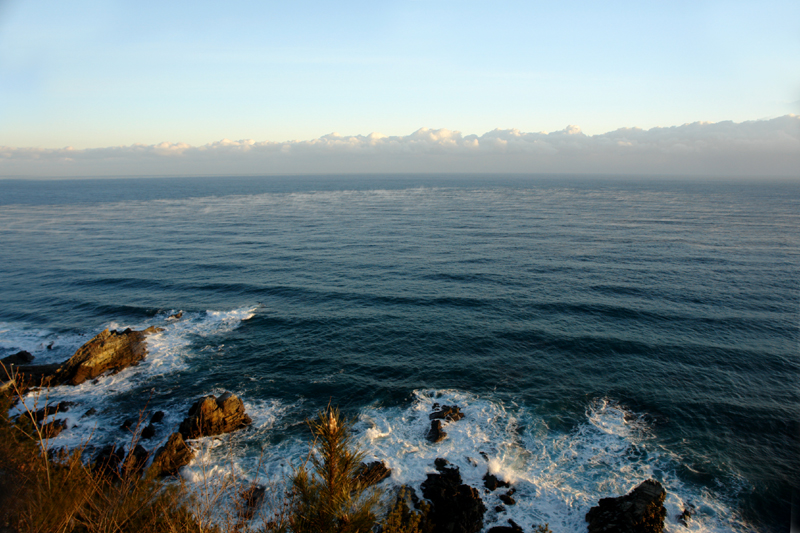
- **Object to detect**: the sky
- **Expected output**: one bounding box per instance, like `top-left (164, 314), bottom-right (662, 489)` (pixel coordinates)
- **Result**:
top-left (1, 0), bottom-right (798, 177)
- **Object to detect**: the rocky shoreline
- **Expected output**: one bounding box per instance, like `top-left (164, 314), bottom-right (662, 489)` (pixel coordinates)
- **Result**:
top-left (1, 326), bottom-right (675, 533)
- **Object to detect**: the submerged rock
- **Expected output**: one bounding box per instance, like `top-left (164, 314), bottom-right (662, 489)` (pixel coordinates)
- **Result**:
top-left (586, 479), bottom-right (667, 533)
top-left (51, 327), bottom-right (163, 386)
top-left (179, 392), bottom-right (252, 439)
top-left (150, 432), bottom-right (195, 477)
top-left (420, 458), bottom-right (486, 533)
top-left (487, 519), bottom-right (524, 533)
top-left (237, 484), bottom-right (266, 521)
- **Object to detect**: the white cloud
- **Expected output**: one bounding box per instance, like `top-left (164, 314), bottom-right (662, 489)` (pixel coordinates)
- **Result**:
top-left (1, 116), bottom-right (798, 177)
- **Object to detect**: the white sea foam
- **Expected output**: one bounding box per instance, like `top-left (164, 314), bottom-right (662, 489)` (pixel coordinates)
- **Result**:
top-left (8, 306), bottom-right (259, 451)
top-left (354, 390), bottom-right (751, 533)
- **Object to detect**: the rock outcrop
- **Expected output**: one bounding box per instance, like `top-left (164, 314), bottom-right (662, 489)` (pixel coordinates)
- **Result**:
top-left (430, 404), bottom-right (465, 422)
top-left (420, 458), bottom-right (486, 533)
top-left (427, 420), bottom-right (448, 443)
top-left (1, 350), bottom-right (34, 366)
top-left (483, 473), bottom-right (511, 491)
top-left (586, 479), bottom-right (667, 533)
top-left (487, 519), bottom-right (524, 533)
top-left (51, 327), bottom-right (163, 386)
top-left (178, 392), bottom-right (252, 439)
top-left (150, 432), bottom-right (195, 477)
top-left (356, 460), bottom-right (392, 487)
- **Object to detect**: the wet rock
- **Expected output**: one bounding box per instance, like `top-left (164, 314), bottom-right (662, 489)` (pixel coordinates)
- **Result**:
top-left (430, 404), bottom-right (465, 422)
top-left (499, 491), bottom-right (516, 506)
top-left (495, 505), bottom-right (505, 513)
top-left (93, 444), bottom-right (126, 478)
top-left (483, 473), bottom-right (511, 491)
top-left (42, 418), bottom-right (67, 439)
top-left (12, 364), bottom-right (61, 385)
top-left (237, 484), bottom-right (266, 521)
top-left (120, 418), bottom-right (135, 431)
top-left (488, 519), bottom-right (524, 533)
top-left (179, 392), bottom-right (252, 439)
top-left (427, 420), bottom-right (447, 443)
top-left (421, 459), bottom-right (486, 533)
top-left (122, 445), bottom-right (149, 477)
top-left (141, 424), bottom-right (156, 439)
top-left (150, 410), bottom-right (165, 424)
top-left (1, 350), bottom-right (34, 366)
top-left (356, 460), bottom-right (392, 487)
top-left (168, 311), bottom-right (183, 320)
top-left (52, 327), bottom-right (163, 386)
top-left (150, 432), bottom-right (195, 477)
top-left (677, 504), bottom-right (695, 527)
top-left (21, 401), bottom-right (75, 424)
top-left (81, 407), bottom-right (97, 418)
top-left (586, 479), bottom-right (667, 533)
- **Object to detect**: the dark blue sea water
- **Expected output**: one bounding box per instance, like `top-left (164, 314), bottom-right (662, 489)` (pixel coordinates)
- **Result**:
top-left (0, 175), bottom-right (797, 532)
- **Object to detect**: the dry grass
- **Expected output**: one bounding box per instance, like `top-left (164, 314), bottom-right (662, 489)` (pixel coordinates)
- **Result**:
top-left (1, 365), bottom-right (424, 533)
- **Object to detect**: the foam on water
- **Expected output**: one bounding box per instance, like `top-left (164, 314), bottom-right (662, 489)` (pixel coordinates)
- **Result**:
top-left (8, 306), bottom-right (259, 451)
top-left (354, 390), bottom-right (752, 533)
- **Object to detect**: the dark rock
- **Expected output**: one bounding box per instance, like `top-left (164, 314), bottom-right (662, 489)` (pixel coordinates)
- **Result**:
top-left (141, 424), bottom-right (156, 439)
top-left (168, 311), bottom-right (183, 320)
top-left (495, 505), bottom-right (505, 513)
top-left (480, 451), bottom-right (489, 461)
top-left (81, 408), bottom-right (97, 418)
top-left (484, 473), bottom-right (511, 491)
top-left (499, 492), bottom-right (516, 506)
top-left (427, 420), bottom-right (447, 443)
top-left (430, 404), bottom-right (465, 422)
top-left (421, 460), bottom-right (486, 533)
top-left (434, 458), bottom-right (451, 471)
top-left (237, 484), bottom-right (266, 521)
top-left (13, 364), bottom-right (61, 385)
top-left (488, 519), bottom-right (524, 533)
top-left (179, 392), bottom-right (252, 439)
top-left (356, 460), bottom-right (391, 487)
top-left (121, 418), bottom-right (135, 431)
top-left (150, 432), bottom-right (195, 477)
top-left (150, 410), bottom-right (165, 424)
top-left (122, 444), bottom-right (149, 478)
top-left (51, 326), bottom-right (163, 386)
top-left (1, 350), bottom-right (34, 366)
top-left (586, 479), bottom-right (667, 533)
top-left (42, 418), bottom-right (67, 439)
top-left (93, 444), bottom-right (126, 478)
top-left (677, 504), bottom-right (695, 527)
top-left (20, 401), bottom-right (75, 424)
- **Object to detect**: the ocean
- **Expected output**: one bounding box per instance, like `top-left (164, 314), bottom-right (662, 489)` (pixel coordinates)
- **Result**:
top-left (0, 175), bottom-right (797, 532)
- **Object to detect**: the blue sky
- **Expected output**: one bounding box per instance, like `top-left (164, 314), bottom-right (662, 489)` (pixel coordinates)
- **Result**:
top-left (1, 0), bottom-right (798, 151)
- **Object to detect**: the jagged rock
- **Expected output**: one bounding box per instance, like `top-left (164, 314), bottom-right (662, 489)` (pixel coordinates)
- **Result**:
top-left (122, 445), bottom-right (149, 477)
top-left (356, 460), bottom-right (392, 487)
top-left (150, 432), bottom-right (195, 477)
top-left (12, 364), bottom-right (61, 385)
top-left (93, 444), bottom-right (126, 478)
top-left (499, 491), bottom-right (516, 506)
top-left (42, 418), bottom-right (67, 439)
top-left (1, 350), bottom-right (34, 366)
top-left (51, 327), bottom-right (163, 386)
top-left (179, 392), bottom-right (252, 439)
top-left (488, 519), bottom-right (524, 533)
top-left (484, 473), bottom-right (511, 491)
top-left (494, 505), bottom-right (505, 513)
top-left (586, 479), bottom-right (667, 533)
top-left (141, 424), bottom-right (156, 439)
top-left (150, 410), bottom-right (165, 424)
top-left (427, 420), bottom-right (447, 443)
top-left (121, 418), bottom-right (135, 431)
top-left (421, 459), bottom-right (486, 533)
top-left (81, 407), bottom-right (97, 418)
top-left (677, 504), bottom-right (695, 527)
top-left (168, 311), bottom-right (183, 320)
top-left (18, 401), bottom-right (76, 424)
top-left (237, 484), bottom-right (266, 521)
top-left (430, 404), bottom-right (465, 422)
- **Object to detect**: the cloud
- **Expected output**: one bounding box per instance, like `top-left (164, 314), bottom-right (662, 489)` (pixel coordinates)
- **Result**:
top-left (1, 116), bottom-right (798, 178)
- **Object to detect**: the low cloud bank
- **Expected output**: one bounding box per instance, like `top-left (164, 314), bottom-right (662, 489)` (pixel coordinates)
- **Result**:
top-left (2, 116), bottom-right (798, 177)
